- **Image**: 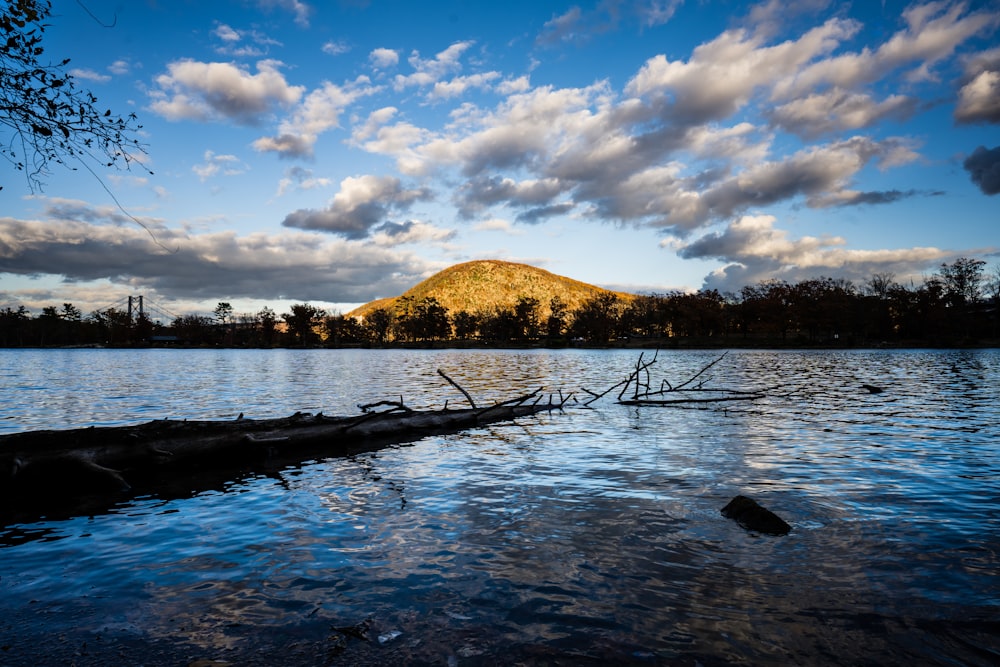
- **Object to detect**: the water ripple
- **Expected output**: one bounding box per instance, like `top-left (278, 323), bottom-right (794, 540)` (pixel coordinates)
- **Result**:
top-left (1, 348), bottom-right (998, 665)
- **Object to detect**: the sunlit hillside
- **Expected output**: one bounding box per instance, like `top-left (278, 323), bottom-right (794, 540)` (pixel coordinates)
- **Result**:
top-left (346, 260), bottom-right (634, 320)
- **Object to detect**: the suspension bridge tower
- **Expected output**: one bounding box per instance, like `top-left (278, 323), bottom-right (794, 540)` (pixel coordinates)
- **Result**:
top-left (126, 295), bottom-right (144, 322)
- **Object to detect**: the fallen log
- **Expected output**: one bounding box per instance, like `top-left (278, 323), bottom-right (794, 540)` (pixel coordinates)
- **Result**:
top-left (1, 374), bottom-right (570, 525)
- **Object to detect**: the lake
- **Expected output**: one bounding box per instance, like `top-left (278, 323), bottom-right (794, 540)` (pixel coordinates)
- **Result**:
top-left (1, 348), bottom-right (998, 666)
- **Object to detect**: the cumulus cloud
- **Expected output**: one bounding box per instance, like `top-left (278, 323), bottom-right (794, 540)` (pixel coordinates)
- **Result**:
top-left (369, 48), bottom-right (399, 69)
top-left (769, 88), bottom-right (919, 138)
top-left (392, 81), bottom-right (613, 178)
top-left (772, 2), bottom-right (997, 98)
top-left (0, 206), bottom-right (434, 304)
top-left (581, 136), bottom-right (918, 232)
top-left (108, 59), bottom-right (131, 76)
top-left (955, 48), bottom-right (1000, 124)
top-left (369, 220), bottom-right (456, 246)
top-left (253, 79), bottom-right (379, 158)
top-left (281, 175), bottom-right (432, 238)
top-left (394, 41), bottom-right (473, 90)
top-left (963, 145), bottom-right (1000, 195)
top-left (150, 59), bottom-right (304, 124)
top-left (626, 18), bottom-right (858, 123)
top-left (677, 214), bottom-right (950, 291)
top-left (454, 175), bottom-right (566, 219)
top-left (214, 23), bottom-right (240, 42)
top-left (430, 71), bottom-right (501, 100)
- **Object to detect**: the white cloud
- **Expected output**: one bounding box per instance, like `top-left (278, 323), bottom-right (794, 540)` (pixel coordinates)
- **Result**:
top-left (626, 18), bottom-right (857, 122)
top-left (430, 72), bottom-right (502, 100)
top-left (70, 68), bottom-right (111, 83)
top-left (369, 48), bottom-right (399, 69)
top-left (955, 48), bottom-right (1000, 124)
top-left (773, 2), bottom-right (997, 98)
top-left (370, 220), bottom-right (456, 247)
top-left (108, 59), bottom-right (131, 76)
top-left (192, 150), bottom-right (249, 182)
top-left (956, 70), bottom-right (1000, 123)
top-left (393, 41), bottom-right (474, 90)
top-left (150, 59), bottom-right (304, 124)
top-left (322, 40), bottom-right (350, 56)
top-left (253, 79), bottom-right (379, 158)
top-left (677, 214), bottom-right (951, 291)
top-left (769, 88), bottom-right (918, 137)
top-left (214, 23), bottom-right (240, 42)
top-left (281, 174), bottom-right (432, 238)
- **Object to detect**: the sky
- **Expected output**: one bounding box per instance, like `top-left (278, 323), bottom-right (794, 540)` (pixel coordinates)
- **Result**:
top-left (1, 0), bottom-right (998, 320)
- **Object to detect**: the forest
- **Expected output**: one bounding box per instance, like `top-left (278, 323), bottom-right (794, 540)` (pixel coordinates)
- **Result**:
top-left (2, 258), bottom-right (998, 348)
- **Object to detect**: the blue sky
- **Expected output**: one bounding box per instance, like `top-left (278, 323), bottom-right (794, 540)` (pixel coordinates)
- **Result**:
top-left (1, 0), bottom-right (998, 318)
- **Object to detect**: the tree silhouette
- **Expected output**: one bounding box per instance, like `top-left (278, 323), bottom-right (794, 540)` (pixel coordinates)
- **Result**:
top-left (282, 303), bottom-right (326, 346)
top-left (1, 0), bottom-right (148, 191)
top-left (937, 257), bottom-right (986, 307)
top-left (363, 307), bottom-right (393, 345)
top-left (571, 293), bottom-right (623, 343)
top-left (545, 296), bottom-right (568, 340)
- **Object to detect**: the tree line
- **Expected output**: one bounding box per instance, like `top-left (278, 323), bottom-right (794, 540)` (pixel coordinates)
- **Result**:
top-left (2, 258), bottom-right (998, 348)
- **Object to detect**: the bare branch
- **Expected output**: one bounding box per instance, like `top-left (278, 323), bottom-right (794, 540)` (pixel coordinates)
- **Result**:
top-left (437, 368), bottom-right (477, 408)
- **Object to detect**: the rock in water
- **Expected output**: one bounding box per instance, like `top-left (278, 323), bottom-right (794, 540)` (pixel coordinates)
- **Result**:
top-left (721, 495), bottom-right (791, 535)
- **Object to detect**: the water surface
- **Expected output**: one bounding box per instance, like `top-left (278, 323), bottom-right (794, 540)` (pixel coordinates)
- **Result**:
top-left (1, 348), bottom-right (998, 665)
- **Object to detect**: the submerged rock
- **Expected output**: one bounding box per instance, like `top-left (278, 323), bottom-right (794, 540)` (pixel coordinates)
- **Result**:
top-left (721, 495), bottom-right (791, 535)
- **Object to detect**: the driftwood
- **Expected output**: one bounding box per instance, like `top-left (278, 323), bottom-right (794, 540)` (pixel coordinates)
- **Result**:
top-left (582, 350), bottom-right (768, 407)
top-left (1, 370), bottom-right (569, 524)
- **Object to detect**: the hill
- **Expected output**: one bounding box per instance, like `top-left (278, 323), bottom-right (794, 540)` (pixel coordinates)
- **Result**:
top-left (346, 260), bottom-right (634, 320)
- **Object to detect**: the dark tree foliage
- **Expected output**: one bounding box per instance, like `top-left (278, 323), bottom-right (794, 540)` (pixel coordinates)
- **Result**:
top-left (323, 313), bottom-right (366, 346)
top-left (1, 0), bottom-right (148, 191)
top-left (937, 257), bottom-right (986, 307)
top-left (546, 296), bottom-right (568, 340)
top-left (479, 306), bottom-right (520, 343)
top-left (452, 310), bottom-right (480, 340)
top-left (571, 293), bottom-right (625, 344)
top-left (363, 307), bottom-right (394, 346)
top-left (282, 303), bottom-right (326, 346)
top-left (513, 296), bottom-right (541, 341)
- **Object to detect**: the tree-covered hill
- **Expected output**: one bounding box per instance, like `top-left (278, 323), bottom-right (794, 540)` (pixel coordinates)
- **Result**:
top-left (346, 259), bottom-right (634, 321)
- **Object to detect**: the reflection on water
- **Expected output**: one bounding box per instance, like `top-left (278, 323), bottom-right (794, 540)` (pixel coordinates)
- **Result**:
top-left (1, 348), bottom-right (999, 665)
